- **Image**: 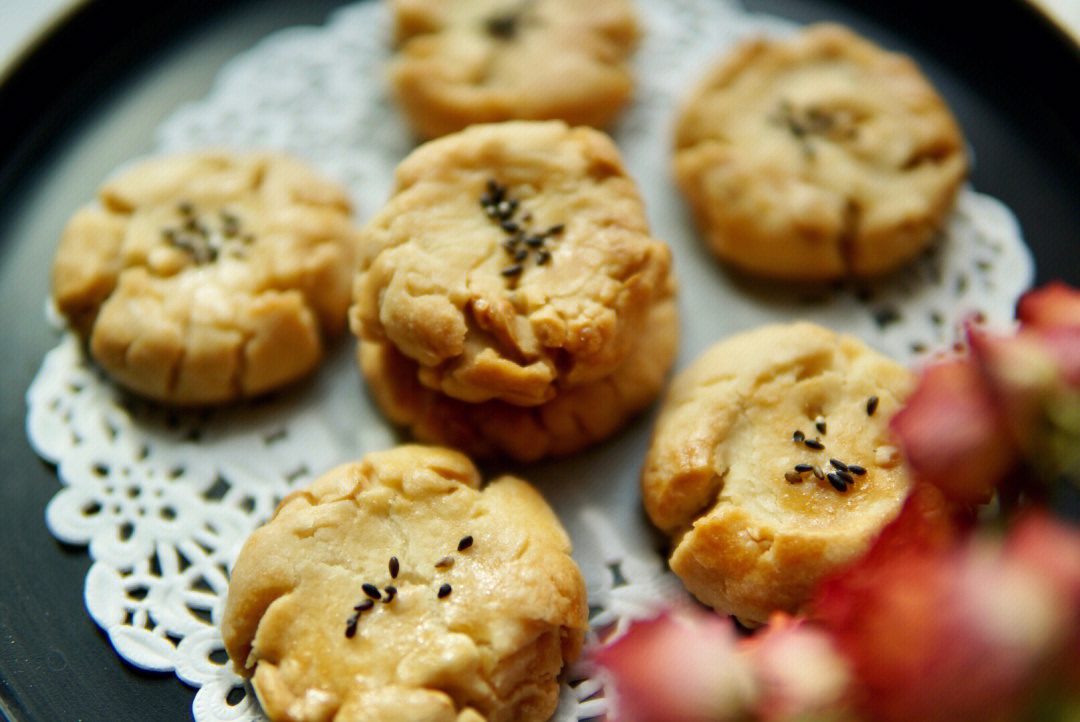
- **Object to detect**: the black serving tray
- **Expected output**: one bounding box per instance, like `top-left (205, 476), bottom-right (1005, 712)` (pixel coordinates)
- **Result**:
top-left (1, 1), bottom-right (1078, 720)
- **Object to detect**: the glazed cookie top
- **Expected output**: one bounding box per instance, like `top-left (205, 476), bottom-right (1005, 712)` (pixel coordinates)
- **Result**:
top-left (351, 121), bottom-right (674, 407)
top-left (222, 445), bottom-right (587, 722)
top-left (673, 23), bottom-right (968, 279)
top-left (51, 150), bottom-right (359, 404)
top-left (643, 322), bottom-right (913, 534)
top-left (389, 0), bottom-right (639, 139)
top-left (641, 322), bottom-right (916, 624)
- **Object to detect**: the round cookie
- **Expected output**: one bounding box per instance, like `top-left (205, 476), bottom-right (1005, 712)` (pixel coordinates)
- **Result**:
top-left (360, 293), bottom-right (677, 462)
top-left (673, 23), bottom-right (968, 280)
top-left (350, 120), bottom-right (675, 408)
top-left (50, 150), bottom-right (359, 405)
top-left (222, 445), bottom-right (588, 722)
top-left (641, 322), bottom-right (916, 625)
top-left (388, 0), bottom-right (640, 139)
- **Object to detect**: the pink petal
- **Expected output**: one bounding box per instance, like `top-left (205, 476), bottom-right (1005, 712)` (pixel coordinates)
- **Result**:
top-left (592, 607), bottom-right (756, 722)
top-left (891, 358), bottom-right (1018, 503)
top-left (1016, 281), bottom-right (1080, 330)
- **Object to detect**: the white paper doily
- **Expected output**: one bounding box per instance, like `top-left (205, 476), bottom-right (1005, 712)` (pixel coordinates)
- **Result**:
top-left (26, 1), bottom-right (1034, 721)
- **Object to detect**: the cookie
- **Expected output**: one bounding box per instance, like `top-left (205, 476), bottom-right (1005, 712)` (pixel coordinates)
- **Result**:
top-left (388, 0), bottom-right (640, 139)
top-left (50, 150), bottom-right (359, 405)
top-left (350, 120), bottom-right (675, 408)
top-left (359, 293), bottom-right (677, 462)
top-left (641, 322), bottom-right (915, 625)
top-left (673, 23), bottom-right (968, 280)
top-left (222, 445), bottom-right (588, 722)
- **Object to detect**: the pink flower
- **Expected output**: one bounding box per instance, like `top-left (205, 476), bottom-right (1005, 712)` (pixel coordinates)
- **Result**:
top-left (892, 282), bottom-right (1080, 504)
top-left (1017, 280), bottom-right (1080, 331)
top-left (741, 614), bottom-right (853, 721)
top-left (592, 605), bottom-right (757, 722)
top-left (811, 490), bottom-right (1080, 722)
top-left (891, 358), bottom-right (1016, 503)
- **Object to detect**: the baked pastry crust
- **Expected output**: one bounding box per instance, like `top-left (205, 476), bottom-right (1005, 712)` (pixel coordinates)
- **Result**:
top-left (222, 445), bottom-right (588, 722)
top-left (350, 120), bottom-right (675, 408)
top-left (388, 0), bottom-right (639, 139)
top-left (359, 293), bottom-right (677, 462)
top-left (673, 23), bottom-right (968, 280)
top-left (641, 322), bottom-right (915, 625)
top-left (51, 150), bottom-right (359, 405)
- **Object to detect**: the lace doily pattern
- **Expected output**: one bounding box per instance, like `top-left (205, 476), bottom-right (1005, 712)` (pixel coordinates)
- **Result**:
top-left (27, 1), bottom-right (1033, 721)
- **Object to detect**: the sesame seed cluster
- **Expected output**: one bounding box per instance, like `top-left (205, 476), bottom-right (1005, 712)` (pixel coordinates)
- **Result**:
top-left (783, 401), bottom-right (877, 493)
top-left (344, 537), bottom-right (472, 638)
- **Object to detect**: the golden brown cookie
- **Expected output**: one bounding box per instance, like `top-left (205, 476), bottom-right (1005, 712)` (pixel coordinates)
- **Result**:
top-left (641, 322), bottom-right (916, 625)
top-left (388, 0), bottom-right (640, 139)
top-left (50, 150), bottom-right (360, 405)
top-left (673, 23), bottom-right (968, 280)
top-left (359, 293), bottom-right (677, 462)
top-left (222, 445), bottom-right (588, 722)
top-left (350, 120), bottom-right (675, 408)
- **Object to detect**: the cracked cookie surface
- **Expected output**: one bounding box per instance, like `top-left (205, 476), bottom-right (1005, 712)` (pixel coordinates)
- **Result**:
top-left (641, 322), bottom-right (915, 625)
top-left (51, 150), bottom-right (359, 405)
top-left (222, 445), bottom-right (587, 722)
top-left (359, 292), bottom-right (677, 462)
top-left (350, 121), bottom-right (675, 409)
top-left (388, 0), bottom-right (639, 139)
top-left (673, 23), bottom-right (968, 280)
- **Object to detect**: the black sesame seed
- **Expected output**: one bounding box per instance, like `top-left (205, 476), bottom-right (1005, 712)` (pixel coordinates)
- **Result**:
top-left (362, 583), bottom-right (381, 600)
top-left (785, 470), bottom-right (802, 484)
top-left (354, 599), bottom-right (375, 612)
top-left (435, 556), bottom-right (455, 569)
top-left (457, 535), bottom-right (474, 551)
top-left (178, 201), bottom-right (194, 215)
top-left (804, 438), bottom-right (825, 451)
top-left (829, 458), bottom-right (848, 472)
top-left (485, 12), bottom-right (518, 39)
top-left (500, 220), bottom-right (520, 233)
top-left (501, 264), bottom-right (523, 277)
top-left (836, 469), bottom-right (855, 485)
top-left (502, 238), bottom-right (519, 253)
top-left (827, 473), bottom-right (848, 492)
top-left (866, 396), bottom-right (879, 416)
top-left (438, 583), bottom-right (452, 599)
top-left (514, 249), bottom-right (528, 262)
top-left (794, 464), bottom-right (813, 473)
top-left (812, 465), bottom-right (825, 480)
top-left (525, 234), bottom-right (545, 247)
top-left (345, 617), bottom-right (359, 638)
top-left (536, 249), bottom-right (552, 265)
top-left (383, 586), bottom-right (397, 603)
top-left (873, 307), bottom-right (901, 329)
top-left (389, 556), bottom-right (399, 578)
top-left (847, 464), bottom-right (867, 476)
top-left (547, 224), bottom-right (564, 235)
top-left (793, 430), bottom-right (805, 443)
top-left (815, 417), bottom-right (827, 435)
